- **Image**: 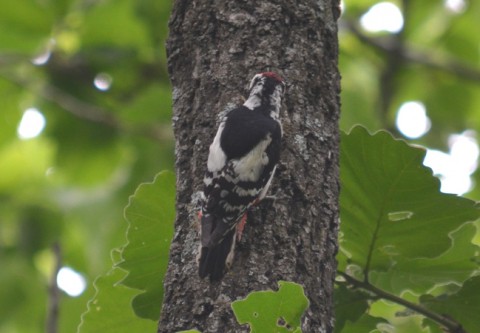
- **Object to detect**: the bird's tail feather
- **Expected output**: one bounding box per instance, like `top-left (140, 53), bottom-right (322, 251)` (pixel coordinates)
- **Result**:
top-left (198, 228), bottom-right (236, 281)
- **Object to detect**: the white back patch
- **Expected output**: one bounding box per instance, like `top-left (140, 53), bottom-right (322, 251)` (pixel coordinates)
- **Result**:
top-left (207, 122), bottom-right (227, 172)
top-left (232, 133), bottom-right (272, 182)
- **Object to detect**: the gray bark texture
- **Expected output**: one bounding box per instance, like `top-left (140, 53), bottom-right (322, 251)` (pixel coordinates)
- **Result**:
top-left (160, 0), bottom-right (341, 332)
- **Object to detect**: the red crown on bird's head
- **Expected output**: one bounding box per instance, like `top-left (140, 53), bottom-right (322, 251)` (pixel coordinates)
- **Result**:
top-left (260, 72), bottom-right (284, 83)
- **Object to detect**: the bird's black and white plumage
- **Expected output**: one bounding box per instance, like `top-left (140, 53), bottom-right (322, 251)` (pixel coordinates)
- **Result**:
top-left (198, 72), bottom-right (285, 280)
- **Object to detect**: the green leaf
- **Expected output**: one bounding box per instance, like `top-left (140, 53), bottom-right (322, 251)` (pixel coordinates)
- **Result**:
top-left (370, 223), bottom-right (479, 294)
top-left (334, 285), bottom-right (370, 333)
top-left (339, 126), bottom-right (479, 280)
top-left (421, 276), bottom-right (480, 333)
top-left (340, 314), bottom-right (384, 333)
top-left (384, 315), bottom-right (429, 333)
top-left (422, 318), bottom-right (445, 333)
top-left (118, 171), bottom-right (176, 320)
top-left (77, 267), bottom-right (156, 333)
top-left (369, 299), bottom-right (431, 333)
top-left (231, 281), bottom-right (309, 333)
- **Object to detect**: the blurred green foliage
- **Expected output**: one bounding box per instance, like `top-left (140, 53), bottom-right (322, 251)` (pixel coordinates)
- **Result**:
top-left (0, 0), bottom-right (479, 332)
top-left (0, 0), bottom-right (172, 332)
top-left (340, 0), bottom-right (480, 148)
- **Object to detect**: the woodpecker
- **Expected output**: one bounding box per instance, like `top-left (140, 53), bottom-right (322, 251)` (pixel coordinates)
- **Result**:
top-left (198, 72), bottom-right (285, 280)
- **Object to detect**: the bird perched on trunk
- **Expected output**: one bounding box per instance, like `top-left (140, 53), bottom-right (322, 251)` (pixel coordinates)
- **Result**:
top-left (198, 72), bottom-right (286, 281)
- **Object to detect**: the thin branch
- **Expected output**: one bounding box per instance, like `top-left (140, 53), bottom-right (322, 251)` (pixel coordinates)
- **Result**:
top-left (45, 242), bottom-right (62, 333)
top-left (342, 20), bottom-right (480, 82)
top-left (337, 271), bottom-right (467, 333)
top-left (0, 72), bottom-right (172, 142)
top-left (42, 83), bottom-right (121, 127)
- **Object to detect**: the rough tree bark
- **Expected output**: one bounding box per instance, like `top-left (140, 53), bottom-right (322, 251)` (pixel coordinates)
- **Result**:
top-left (160, 0), bottom-right (341, 332)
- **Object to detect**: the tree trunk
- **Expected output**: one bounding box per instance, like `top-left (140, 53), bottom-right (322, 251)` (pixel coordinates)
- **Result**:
top-left (160, 0), bottom-right (341, 332)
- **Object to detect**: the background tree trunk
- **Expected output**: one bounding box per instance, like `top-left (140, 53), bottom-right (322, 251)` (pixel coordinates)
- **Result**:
top-left (160, 0), bottom-right (341, 332)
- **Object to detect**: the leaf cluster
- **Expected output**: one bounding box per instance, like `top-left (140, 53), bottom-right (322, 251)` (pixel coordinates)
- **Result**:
top-left (336, 126), bottom-right (479, 333)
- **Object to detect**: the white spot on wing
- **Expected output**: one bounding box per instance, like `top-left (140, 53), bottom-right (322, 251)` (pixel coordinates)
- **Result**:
top-left (233, 186), bottom-right (260, 197)
top-left (207, 122), bottom-right (227, 172)
top-left (204, 176), bottom-right (213, 186)
top-left (223, 202), bottom-right (245, 212)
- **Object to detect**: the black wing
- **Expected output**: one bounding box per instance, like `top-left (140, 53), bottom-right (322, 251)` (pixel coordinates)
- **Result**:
top-left (203, 106), bottom-right (281, 239)
top-left (198, 107), bottom-right (281, 279)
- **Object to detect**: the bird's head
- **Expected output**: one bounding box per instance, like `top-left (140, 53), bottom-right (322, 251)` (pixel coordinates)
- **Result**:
top-left (245, 72), bottom-right (286, 113)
